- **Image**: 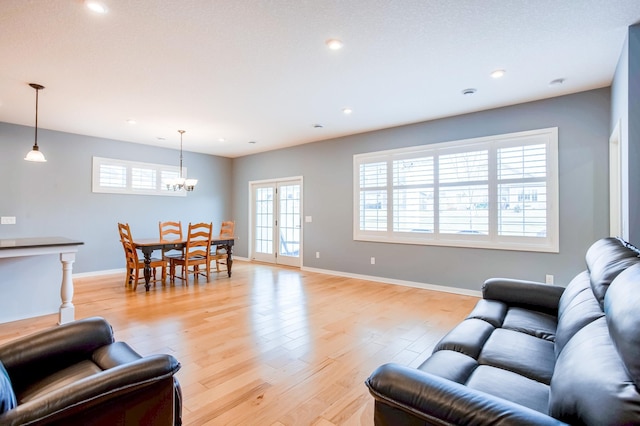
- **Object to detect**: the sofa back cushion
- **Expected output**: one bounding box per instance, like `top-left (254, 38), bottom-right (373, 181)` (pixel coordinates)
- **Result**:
top-left (549, 261), bottom-right (640, 424)
top-left (555, 271), bottom-right (604, 357)
top-left (0, 360), bottom-right (17, 413)
top-left (585, 237), bottom-right (640, 310)
top-left (604, 263), bottom-right (640, 387)
top-left (549, 317), bottom-right (640, 424)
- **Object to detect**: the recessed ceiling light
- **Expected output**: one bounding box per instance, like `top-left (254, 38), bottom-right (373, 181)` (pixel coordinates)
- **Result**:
top-left (248, 140), bottom-right (257, 144)
top-left (490, 69), bottom-right (506, 79)
top-left (157, 137), bottom-right (166, 141)
top-left (85, 1), bottom-right (108, 13)
top-left (326, 39), bottom-right (344, 50)
top-left (313, 124), bottom-right (324, 128)
top-left (342, 107), bottom-right (353, 115)
top-left (126, 119), bottom-right (136, 125)
top-left (218, 138), bottom-right (226, 142)
top-left (549, 78), bottom-right (565, 87)
top-left (461, 88), bottom-right (477, 96)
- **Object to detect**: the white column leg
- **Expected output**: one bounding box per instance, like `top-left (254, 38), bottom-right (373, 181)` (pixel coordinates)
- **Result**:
top-left (59, 251), bottom-right (76, 324)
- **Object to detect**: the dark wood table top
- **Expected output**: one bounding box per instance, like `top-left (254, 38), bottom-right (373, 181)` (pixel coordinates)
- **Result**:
top-left (0, 237), bottom-right (84, 250)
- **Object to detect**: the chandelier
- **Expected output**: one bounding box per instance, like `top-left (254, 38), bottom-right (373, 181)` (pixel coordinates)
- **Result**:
top-left (167, 130), bottom-right (198, 191)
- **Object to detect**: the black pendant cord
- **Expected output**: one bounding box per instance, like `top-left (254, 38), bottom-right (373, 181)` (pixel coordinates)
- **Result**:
top-left (34, 87), bottom-right (39, 148)
top-left (29, 83), bottom-right (45, 150)
top-left (178, 130), bottom-right (185, 179)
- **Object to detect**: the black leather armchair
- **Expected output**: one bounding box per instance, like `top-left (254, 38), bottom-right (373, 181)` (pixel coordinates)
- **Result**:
top-left (0, 316), bottom-right (182, 425)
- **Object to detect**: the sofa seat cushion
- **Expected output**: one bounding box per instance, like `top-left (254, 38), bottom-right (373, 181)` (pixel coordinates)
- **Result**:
top-left (478, 329), bottom-right (555, 384)
top-left (18, 360), bottom-right (102, 403)
top-left (501, 307), bottom-right (557, 341)
top-left (432, 318), bottom-right (495, 359)
top-left (467, 365), bottom-right (550, 414)
top-left (422, 310), bottom-right (556, 415)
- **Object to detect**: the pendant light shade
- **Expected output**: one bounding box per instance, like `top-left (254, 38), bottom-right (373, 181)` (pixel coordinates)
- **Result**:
top-left (24, 83), bottom-right (47, 162)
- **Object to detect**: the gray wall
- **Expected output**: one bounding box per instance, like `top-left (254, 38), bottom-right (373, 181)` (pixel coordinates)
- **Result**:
top-left (611, 23), bottom-right (640, 243)
top-left (0, 123), bottom-right (232, 273)
top-left (630, 25), bottom-right (640, 243)
top-left (232, 88), bottom-right (611, 291)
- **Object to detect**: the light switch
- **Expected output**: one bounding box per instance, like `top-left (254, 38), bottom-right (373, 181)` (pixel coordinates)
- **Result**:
top-left (1, 216), bottom-right (16, 225)
top-left (305, 216), bottom-right (312, 223)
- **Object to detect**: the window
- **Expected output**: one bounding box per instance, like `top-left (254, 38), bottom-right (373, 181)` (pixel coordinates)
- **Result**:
top-left (353, 128), bottom-right (558, 252)
top-left (92, 157), bottom-right (186, 197)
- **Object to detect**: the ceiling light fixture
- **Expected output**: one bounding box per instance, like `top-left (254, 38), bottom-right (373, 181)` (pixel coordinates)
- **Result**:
top-left (490, 69), bottom-right (506, 79)
top-left (549, 78), bottom-right (565, 87)
top-left (85, 1), bottom-right (108, 14)
top-left (24, 83), bottom-right (47, 162)
top-left (126, 119), bottom-right (136, 125)
top-left (461, 88), bottom-right (477, 96)
top-left (167, 130), bottom-right (198, 192)
top-left (342, 107), bottom-right (353, 115)
top-left (326, 39), bottom-right (344, 50)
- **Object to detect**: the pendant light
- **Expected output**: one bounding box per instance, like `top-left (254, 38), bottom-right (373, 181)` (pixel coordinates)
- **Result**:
top-left (167, 130), bottom-right (198, 191)
top-left (24, 83), bottom-right (47, 162)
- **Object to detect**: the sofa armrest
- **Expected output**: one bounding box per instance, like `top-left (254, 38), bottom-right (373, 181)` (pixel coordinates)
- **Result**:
top-left (365, 363), bottom-right (567, 426)
top-left (482, 278), bottom-right (565, 313)
top-left (0, 354), bottom-right (180, 425)
top-left (0, 317), bottom-right (114, 384)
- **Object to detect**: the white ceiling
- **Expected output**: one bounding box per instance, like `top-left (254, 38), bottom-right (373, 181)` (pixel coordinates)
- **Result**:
top-left (1, 1), bottom-right (640, 158)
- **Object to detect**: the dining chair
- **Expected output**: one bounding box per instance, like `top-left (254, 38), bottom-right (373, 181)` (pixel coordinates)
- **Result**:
top-left (159, 221), bottom-right (183, 278)
top-left (117, 223), bottom-right (166, 290)
top-left (210, 220), bottom-right (235, 273)
top-left (168, 222), bottom-right (213, 283)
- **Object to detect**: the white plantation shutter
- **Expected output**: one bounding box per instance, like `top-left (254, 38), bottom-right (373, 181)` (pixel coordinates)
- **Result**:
top-left (438, 150), bottom-right (489, 235)
top-left (393, 157), bottom-right (434, 233)
top-left (98, 164), bottom-right (126, 188)
top-left (353, 128), bottom-right (558, 252)
top-left (359, 161), bottom-right (387, 231)
top-left (92, 157), bottom-right (185, 197)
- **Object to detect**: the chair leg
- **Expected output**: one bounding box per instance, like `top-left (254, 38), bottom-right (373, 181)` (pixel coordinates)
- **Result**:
top-left (133, 266), bottom-right (139, 291)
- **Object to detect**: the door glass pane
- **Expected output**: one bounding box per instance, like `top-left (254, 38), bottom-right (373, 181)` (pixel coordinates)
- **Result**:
top-left (255, 187), bottom-right (273, 254)
top-left (279, 184), bottom-right (300, 257)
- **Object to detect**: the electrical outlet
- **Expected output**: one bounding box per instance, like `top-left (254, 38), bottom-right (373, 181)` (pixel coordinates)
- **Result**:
top-left (545, 274), bottom-right (554, 285)
top-left (316, 252), bottom-right (320, 258)
top-left (1, 216), bottom-right (16, 225)
top-left (371, 257), bottom-right (376, 265)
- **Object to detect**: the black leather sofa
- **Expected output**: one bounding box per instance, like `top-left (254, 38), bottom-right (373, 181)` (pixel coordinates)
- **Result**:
top-left (366, 237), bottom-right (640, 425)
top-left (0, 316), bottom-right (182, 425)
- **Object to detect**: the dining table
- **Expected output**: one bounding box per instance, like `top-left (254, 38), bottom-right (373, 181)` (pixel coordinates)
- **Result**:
top-left (133, 236), bottom-right (235, 291)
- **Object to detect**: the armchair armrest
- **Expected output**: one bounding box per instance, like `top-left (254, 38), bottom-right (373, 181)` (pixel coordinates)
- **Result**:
top-left (482, 278), bottom-right (565, 313)
top-left (0, 354), bottom-right (180, 425)
top-left (365, 363), bottom-right (567, 426)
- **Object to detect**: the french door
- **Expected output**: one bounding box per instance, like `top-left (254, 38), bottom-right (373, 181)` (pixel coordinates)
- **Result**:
top-left (251, 178), bottom-right (302, 267)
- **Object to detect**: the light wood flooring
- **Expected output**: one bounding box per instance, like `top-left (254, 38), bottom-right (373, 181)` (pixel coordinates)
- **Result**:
top-left (0, 261), bottom-right (478, 425)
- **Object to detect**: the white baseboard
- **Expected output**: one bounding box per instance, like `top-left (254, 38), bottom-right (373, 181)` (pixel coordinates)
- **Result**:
top-left (73, 268), bottom-right (125, 278)
top-left (300, 266), bottom-right (482, 297)
top-left (73, 261), bottom-right (481, 298)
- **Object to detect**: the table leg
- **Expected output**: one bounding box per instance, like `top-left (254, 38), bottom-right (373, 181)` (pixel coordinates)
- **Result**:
top-left (226, 245), bottom-right (233, 277)
top-left (59, 252), bottom-right (76, 324)
top-left (142, 248), bottom-right (152, 291)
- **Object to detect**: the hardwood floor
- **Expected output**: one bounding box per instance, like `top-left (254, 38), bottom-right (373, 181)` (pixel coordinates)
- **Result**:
top-left (0, 261), bottom-right (478, 425)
